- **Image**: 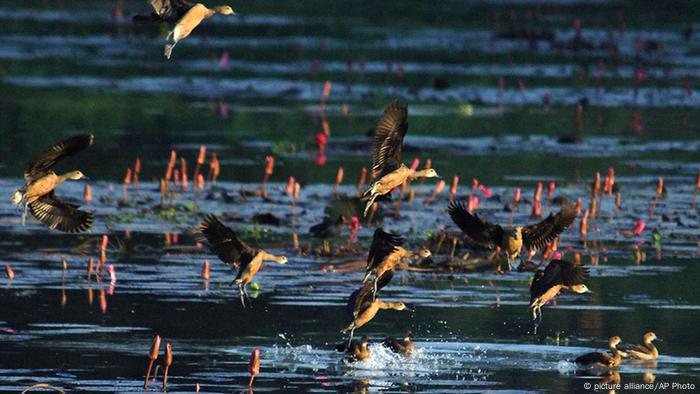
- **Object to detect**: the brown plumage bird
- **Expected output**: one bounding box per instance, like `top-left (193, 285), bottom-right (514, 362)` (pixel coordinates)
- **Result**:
top-left (199, 214), bottom-right (287, 307)
top-left (133, 0), bottom-right (237, 59)
top-left (336, 336), bottom-right (371, 362)
top-left (447, 201), bottom-right (577, 270)
top-left (529, 259), bottom-right (590, 330)
top-left (575, 336), bottom-right (623, 368)
top-left (342, 271), bottom-right (407, 345)
top-left (619, 332), bottom-right (659, 360)
top-left (12, 134), bottom-right (93, 233)
top-left (362, 100), bottom-right (440, 216)
top-left (382, 332), bottom-right (414, 356)
top-left (362, 228), bottom-right (431, 298)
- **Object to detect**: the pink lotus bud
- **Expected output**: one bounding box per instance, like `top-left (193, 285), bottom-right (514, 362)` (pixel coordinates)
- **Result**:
top-left (478, 184), bottom-right (493, 198)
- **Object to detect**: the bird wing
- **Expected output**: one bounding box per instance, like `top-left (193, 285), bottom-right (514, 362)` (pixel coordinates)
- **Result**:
top-left (551, 259), bottom-right (589, 286)
top-left (521, 203), bottom-right (577, 251)
top-left (199, 214), bottom-right (252, 268)
top-left (347, 270), bottom-right (394, 321)
top-left (618, 344), bottom-right (650, 354)
top-left (28, 191), bottom-right (92, 233)
top-left (447, 201), bottom-right (504, 249)
top-left (530, 259), bottom-right (588, 301)
top-left (371, 100), bottom-right (408, 179)
top-left (148, 0), bottom-right (192, 18)
top-left (366, 228), bottom-right (403, 271)
top-left (25, 134), bottom-right (93, 184)
top-left (529, 269), bottom-right (547, 302)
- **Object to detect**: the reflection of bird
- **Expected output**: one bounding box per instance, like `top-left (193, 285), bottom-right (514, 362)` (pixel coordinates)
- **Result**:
top-left (448, 201), bottom-right (577, 269)
top-left (530, 259), bottom-right (590, 328)
top-left (362, 228), bottom-right (431, 298)
top-left (362, 100), bottom-right (440, 216)
top-left (341, 271), bottom-right (407, 345)
top-left (575, 336), bottom-right (622, 368)
top-left (12, 134), bottom-right (93, 232)
top-left (619, 332), bottom-right (659, 360)
top-left (382, 332), bottom-right (414, 356)
top-left (133, 1), bottom-right (237, 59)
top-left (336, 336), bottom-right (370, 362)
top-left (309, 215), bottom-right (345, 238)
top-left (199, 214), bottom-right (287, 307)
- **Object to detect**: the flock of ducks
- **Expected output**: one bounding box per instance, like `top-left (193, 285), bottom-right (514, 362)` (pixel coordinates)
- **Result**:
top-left (10, 0), bottom-right (661, 378)
top-left (12, 99), bottom-right (659, 368)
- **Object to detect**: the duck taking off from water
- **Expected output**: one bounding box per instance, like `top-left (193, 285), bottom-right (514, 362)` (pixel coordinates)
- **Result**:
top-left (447, 201), bottom-right (577, 270)
top-left (619, 332), bottom-right (659, 360)
top-left (133, 0), bottom-right (237, 59)
top-left (575, 336), bottom-right (623, 368)
top-left (12, 134), bottom-right (93, 233)
top-left (342, 271), bottom-right (407, 345)
top-left (529, 259), bottom-right (590, 331)
top-left (363, 228), bottom-right (430, 299)
top-left (199, 214), bottom-right (287, 307)
top-left (362, 100), bottom-right (440, 216)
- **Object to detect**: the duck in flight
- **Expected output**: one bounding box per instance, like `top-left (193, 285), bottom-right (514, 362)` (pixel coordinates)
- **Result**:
top-left (342, 271), bottom-right (407, 345)
top-left (133, 0), bottom-right (237, 59)
top-left (363, 228), bottom-right (430, 299)
top-left (575, 336), bottom-right (623, 368)
top-left (199, 214), bottom-right (287, 307)
top-left (447, 201), bottom-right (577, 270)
top-left (12, 134), bottom-right (93, 233)
top-left (529, 259), bottom-right (591, 331)
top-left (362, 100), bottom-right (440, 216)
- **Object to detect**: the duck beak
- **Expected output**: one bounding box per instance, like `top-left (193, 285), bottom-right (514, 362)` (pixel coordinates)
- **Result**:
top-left (655, 338), bottom-right (663, 342)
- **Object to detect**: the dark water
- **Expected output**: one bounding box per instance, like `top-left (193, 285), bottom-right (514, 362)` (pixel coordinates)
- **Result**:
top-left (1, 1), bottom-right (699, 393)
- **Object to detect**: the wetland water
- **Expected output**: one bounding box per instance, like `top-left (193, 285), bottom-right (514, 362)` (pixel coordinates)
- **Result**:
top-left (1, 0), bottom-right (699, 392)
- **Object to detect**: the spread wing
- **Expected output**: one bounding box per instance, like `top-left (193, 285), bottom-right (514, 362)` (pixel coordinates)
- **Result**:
top-left (25, 134), bottom-right (93, 184)
top-left (371, 100), bottom-right (408, 179)
top-left (28, 191), bottom-right (92, 233)
top-left (447, 201), bottom-right (504, 249)
top-left (530, 259), bottom-right (588, 301)
top-left (149, 0), bottom-right (192, 18)
top-left (367, 228), bottom-right (403, 271)
top-left (199, 214), bottom-right (252, 268)
top-left (346, 270), bottom-right (394, 321)
top-left (522, 203), bottom-right (577, 251)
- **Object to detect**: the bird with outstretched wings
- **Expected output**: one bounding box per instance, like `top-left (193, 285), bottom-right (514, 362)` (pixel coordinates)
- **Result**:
top-left (530, 259), bottom-right (589, 302)
top-left (199, 214), bottom-right (256, 270)
top-left (371, 100), bottom-right (408, 180)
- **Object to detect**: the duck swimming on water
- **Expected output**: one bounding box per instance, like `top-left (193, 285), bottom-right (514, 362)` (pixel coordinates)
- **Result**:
top-left (619, 332), bottom-right (659, 360)
top-left (12, 134), bottom-right (93, 233)
top-left (575, 336), bottom-right (623, 368)
top-left (199, 214), bottom-right (287, 307)
top-left (448, 201), bottom-right (577, 270)
top-left (362, 100), bottom-right (440, 216)
top-left (342, 271), bottom-right (407, 345)
top-left (363, 228), bottom-right (430, 299)
top-left (530, 259), bottom-right (590, 329)
top-left (133, 0), bottom-right (237, 59)
top-left (336, 336), bottom-right (371, 362)
top-left (382, 332), bottom-right (414, 356)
